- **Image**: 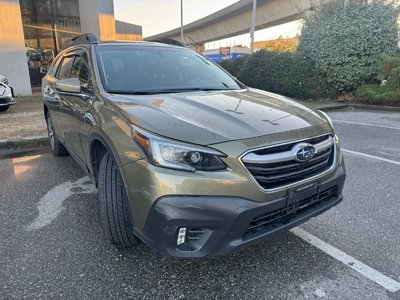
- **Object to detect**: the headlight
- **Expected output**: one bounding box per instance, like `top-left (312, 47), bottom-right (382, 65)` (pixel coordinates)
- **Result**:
top-left (319, 110), bottom-right (334, 129)
top-left (0, 84), bottom-right (5, 96)
top-left (132, 126), bottom-right (227, 172)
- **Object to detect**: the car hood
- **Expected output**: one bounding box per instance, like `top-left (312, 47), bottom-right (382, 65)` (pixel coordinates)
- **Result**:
top-left (110, 88), bottom-right (328, 145)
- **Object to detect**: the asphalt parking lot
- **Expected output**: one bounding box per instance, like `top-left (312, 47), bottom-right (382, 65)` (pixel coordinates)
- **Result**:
top-left (1, 108), bottom-right (399, 299)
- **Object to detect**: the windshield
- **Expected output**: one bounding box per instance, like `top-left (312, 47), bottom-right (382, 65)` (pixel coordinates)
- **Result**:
top-left (96, 45), bottom-right (242, 94)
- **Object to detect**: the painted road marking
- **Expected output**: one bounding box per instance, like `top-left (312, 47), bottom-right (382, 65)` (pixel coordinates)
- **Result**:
top-left (342, 149), bottom-right (400, 166)
top-left (25, 176), bottom-right (97, 231)
top-left (333, 120), bottom-right (400, 131)
top-left (0, 111), bottom-right (43, 119)
top-left (291, 227), bottom-right (400, 293)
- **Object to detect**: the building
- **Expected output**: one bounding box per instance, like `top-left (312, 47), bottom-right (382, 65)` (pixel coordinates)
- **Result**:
top-left (255, 37), bottom-right (299, 53)
top-left (0, 0), bottom-right (142, 95)
top-left (203, 47), bottom-right (251, 63)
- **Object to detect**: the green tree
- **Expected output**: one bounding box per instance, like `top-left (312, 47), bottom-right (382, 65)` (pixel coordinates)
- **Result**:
top-left (298, 0), bottom-right (400, 92)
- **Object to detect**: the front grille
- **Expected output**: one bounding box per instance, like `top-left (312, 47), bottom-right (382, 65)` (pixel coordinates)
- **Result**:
top-left (242, 135), bottom-right (335, 190)
top-left (243, 187), bottom-right (336, 240)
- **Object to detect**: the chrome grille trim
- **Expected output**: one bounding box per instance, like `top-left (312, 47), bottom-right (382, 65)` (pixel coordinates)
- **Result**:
top-left (242, 136), bottom-right (334, 164)
top-left (239, 134), bottom-right (337, 192)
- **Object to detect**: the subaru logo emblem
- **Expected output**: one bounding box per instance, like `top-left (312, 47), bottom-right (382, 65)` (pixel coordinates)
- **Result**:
top-left (292, 143), bottom-right (316, 162)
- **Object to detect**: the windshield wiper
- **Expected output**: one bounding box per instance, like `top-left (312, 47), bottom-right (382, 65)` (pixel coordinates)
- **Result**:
top-left (221, 82), bottom-right (229, 89)
top-left (108, 87), bottom-right (237, 95)
top-left (155, 88), bottom-right (233, 93)
top-left (107, 90), bottom-right (159, 95)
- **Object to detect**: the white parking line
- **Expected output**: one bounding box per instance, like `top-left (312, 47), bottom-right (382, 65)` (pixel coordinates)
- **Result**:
top-left (333, 120), bottom-right (400, 131)
top-left (342, 149), bottom-right (400, 166)
top-left (290, 227), bottom-right (400, 293)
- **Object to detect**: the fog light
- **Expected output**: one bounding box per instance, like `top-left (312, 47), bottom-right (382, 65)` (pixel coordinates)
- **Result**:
top-left (177, 227), bottom-right (186, 245)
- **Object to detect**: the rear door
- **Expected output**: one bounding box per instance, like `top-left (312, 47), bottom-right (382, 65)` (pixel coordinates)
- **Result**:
top-left (43, 56), bottom-right (60, 126)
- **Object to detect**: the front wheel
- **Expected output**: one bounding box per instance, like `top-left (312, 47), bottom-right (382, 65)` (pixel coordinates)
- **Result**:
top-left (98, 153), bottom-right (139, 247)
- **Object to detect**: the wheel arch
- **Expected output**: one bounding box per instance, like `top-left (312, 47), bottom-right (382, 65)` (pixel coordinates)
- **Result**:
top-left (88, 128), bottom-right (124, 186)
top-left (89, 128), bottom-right (138, 228)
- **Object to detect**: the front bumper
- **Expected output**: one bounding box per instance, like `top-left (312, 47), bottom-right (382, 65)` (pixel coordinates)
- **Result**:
top-left (136, 160), bottom-right (346, 258)
top-left (0, 84), bottom-right (15, 107)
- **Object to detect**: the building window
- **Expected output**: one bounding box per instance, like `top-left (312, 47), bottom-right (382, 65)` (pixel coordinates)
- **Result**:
top-left (19, 0), bottom-right (81, 87)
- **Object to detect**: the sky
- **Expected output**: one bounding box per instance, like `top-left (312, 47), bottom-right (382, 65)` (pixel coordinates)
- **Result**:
top-left (114, 0), bottom-right (300, 49)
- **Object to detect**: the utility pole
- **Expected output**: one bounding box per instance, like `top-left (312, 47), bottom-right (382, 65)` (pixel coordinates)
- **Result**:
top-left (180, 0), bottom-right (184, 44)
top-left (250, 0), bottom-right (257, 53)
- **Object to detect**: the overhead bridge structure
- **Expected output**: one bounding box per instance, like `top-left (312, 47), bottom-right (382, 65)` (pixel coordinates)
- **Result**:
top-left (145, 0), bottom-right (317, 45)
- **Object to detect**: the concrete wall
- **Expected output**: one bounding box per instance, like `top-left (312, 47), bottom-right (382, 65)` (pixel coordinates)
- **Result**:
top-left (115, 20), bottom-right (143, 41)
top-left (0, 0), bottom-right (31, 96)
top-left (78, 0), bottom-right (116, 41)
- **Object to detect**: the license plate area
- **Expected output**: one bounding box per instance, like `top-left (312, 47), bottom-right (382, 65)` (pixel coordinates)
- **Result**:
top-left (286, 181), bottom-right (320, 214)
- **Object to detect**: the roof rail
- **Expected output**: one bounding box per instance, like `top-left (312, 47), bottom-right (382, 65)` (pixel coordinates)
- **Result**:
top-left (148, 38), bottom-right (186, 47)
top-left (62, 33), bottom-right (99, 49)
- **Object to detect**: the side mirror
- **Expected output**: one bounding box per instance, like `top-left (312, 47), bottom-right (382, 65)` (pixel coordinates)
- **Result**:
top-left (55, 78), bottom-right (81, 94)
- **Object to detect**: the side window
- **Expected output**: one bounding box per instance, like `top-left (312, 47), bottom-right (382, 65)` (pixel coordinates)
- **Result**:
top-left (70, 57), bottom-right (80, 78)
top-left (70, 54), bottom-right (91, 90)
top-left (57, 56), bottom-right (75, 80)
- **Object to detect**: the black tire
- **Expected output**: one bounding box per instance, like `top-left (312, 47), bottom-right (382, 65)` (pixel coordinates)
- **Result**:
top-left (0, 105), bottom-right (9, 112)
top-left (98, 153), bottom-right (139, 247)
top-left (46, 114), bottom-right (68, 156)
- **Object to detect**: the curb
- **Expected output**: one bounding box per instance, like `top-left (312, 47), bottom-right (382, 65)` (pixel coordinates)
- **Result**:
top-left (315, 104), bottom-right (349, 111)
top-left (348, 104), bottom-right (400, 112)
top-left (0, 136), bottom-right (49, 150)
top-left (316, 103), bottom-right (400, 112)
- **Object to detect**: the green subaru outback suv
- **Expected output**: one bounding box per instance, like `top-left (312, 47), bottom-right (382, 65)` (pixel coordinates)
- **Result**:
top-left (42, 34), bottom-right (346, 257)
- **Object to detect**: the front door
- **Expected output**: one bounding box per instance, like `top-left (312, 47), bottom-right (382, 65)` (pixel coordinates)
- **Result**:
top-left (49, 55), bottom-right (76, 142)
top-left (60, 51), bottom-right (94, 163)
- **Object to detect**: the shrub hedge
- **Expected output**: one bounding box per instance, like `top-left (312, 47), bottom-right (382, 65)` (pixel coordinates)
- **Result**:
top-left (220, 50), bottom-right (337, 100)
top-left (219, 55), bottom-right (248, 78)
top-left (355, 54), bottom-right (400, 105)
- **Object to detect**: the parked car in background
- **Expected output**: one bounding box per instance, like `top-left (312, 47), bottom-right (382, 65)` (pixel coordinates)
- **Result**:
top-left (0, 74), bottom-right (9, 85)
top-left (0, 75), bottom-right (15, 112)
top-left (42, 34), bottom-right (346, 258)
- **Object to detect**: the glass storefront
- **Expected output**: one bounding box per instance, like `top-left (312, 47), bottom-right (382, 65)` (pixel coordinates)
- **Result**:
top-left (19, 0), bottom-right (81, 86)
